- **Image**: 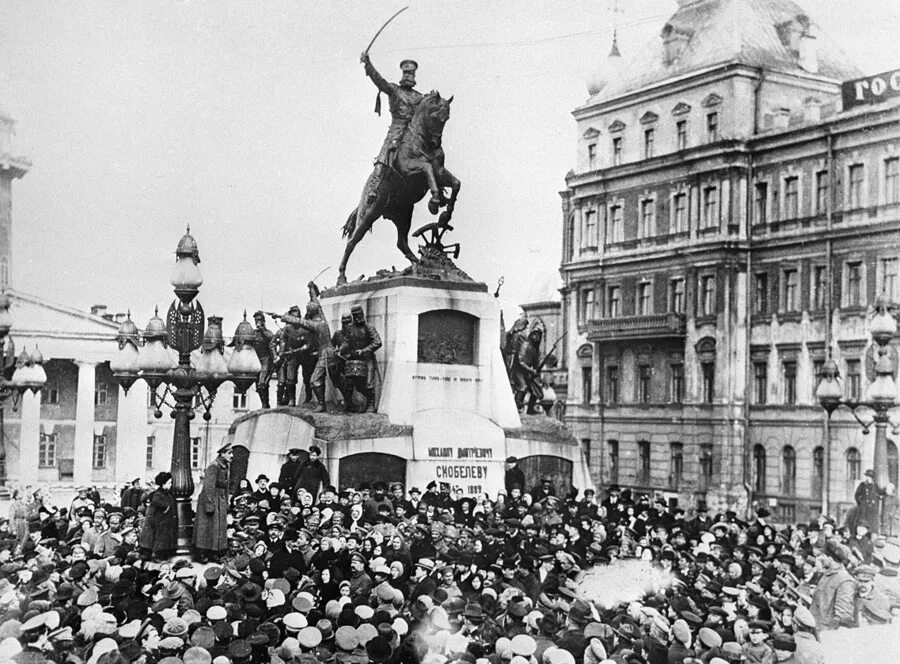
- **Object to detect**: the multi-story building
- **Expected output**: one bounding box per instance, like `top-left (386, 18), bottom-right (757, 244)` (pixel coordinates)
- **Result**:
top-left (557, 0), bottom-right (900, 521)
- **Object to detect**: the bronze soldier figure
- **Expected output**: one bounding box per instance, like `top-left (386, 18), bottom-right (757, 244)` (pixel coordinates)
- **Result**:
top-left (251, 311), bottom-right (275, 408)
top-left (274, 283), bottom-right (342, 413)
top-left (339, 305), bottom-right (383, 413)
top-left (360, 54), bottom-right (424, 205)
top-left (511, 322), bottom-right (545, 415)
top-left (270, 306), bottom-right (306, 407)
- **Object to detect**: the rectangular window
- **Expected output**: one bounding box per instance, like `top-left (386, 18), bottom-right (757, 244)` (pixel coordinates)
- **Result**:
top-left (670, 363), bottom-right (684, 403)
top-left (771, 183), bottom-right (780, 221)
top-left (638, 365), bottom-right (652, 403)
top-left (581, 288), bottom-right (596, 322)
top-left (813, 359), bottom-right (825, 396)
top-left (190, 436), bottom-right (201, 470)
top-left (39, 433), bottom-right (57, 468)
top-left (670, 442), bottom-right (684, 489)
top-left (783, 361), bottom-right (797, 405)
top-left (673, 193), bottom-right (688, 233)
top-left (886, 157), bottom-right (900, 204)
top-left (701, 362), bottom-right (715, 403)
top-left (754, 362), bottom-right (768, 404)
top-left (582, 367), bottom-right (592, 404)
top-left (699, 443), bottom-right (714, 490)
top-left (583, 210), bottom-right (598, 248)
top-left (848, 164), bottom-right (865, 208)
top-left (783, 268), bottom-right (799, 311)
top-left (92, 434), bottom-right (107, 469)
top-left (606, 365), bottom-right (619, 404)
top-left (702, 186), bottom-right (719, 228)
top-left (232, 392), bottom-right (247, 410)
top-left (638, 441), bottom-right (651, 484)
top-left (94, 382), bottom-right (108, 406)
top-left (606, 205), bottom-right (623, 243)
top-left (847, 359), bottom-right (861, 401)
top-left (587, 143), bottom-right (597, 170)
top-left (636, 282), bottom-right (652, 316)
top-left (846, 261), bottom-right (863, 307)
top-left (754, 272), bottom-right (769, 315)
top-left (676, 120), bottom-right (687, 150)
top-left (670, 279), bottom-right (685, 313)
top-left (706, 112), bottom-right (719, 142)
top-left (813, 265), bottom-right (828, 310)
top-left (640, 199), bottom-right (655, 238)
top-left (41, 386), bottom-right (60, 405)
top-left (612, 137), bottom-right (623, 166)
top-left (755, 182), bottom-right (768, 224)
top-left (608, 440), bottom-right (619, 484)
top-left (607, 285), bottom-right (621, 317)
top-left (880, 257), bottom-right (899, 302)
top-left (146, 435), bottom-right (155, 470)
top-left (581, 438), bottom-right (591, 465)
top-left (644, 128), bottom-right (655, 159)
top-left (784, 176), bottom-right (799, 219)
top-left (700, 275), bottom-right (716, 316)
top-left (816, 170), bottom-right (829, 214)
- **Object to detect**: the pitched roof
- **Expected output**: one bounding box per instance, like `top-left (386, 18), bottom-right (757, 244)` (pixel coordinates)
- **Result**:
top-left (582, 0), bottom-right (861, 107)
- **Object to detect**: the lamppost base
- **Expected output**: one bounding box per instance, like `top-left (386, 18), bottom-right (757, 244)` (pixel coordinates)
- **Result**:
top-left (175, 496), bottom-right (194, 556)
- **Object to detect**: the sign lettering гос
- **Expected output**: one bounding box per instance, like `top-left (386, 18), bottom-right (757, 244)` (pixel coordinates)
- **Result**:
top-left (842, 69), bottom-right (900, 110)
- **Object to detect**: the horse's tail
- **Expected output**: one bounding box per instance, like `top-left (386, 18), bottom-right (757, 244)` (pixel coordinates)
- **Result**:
top-left (342, 207), bottom-right (358, 239)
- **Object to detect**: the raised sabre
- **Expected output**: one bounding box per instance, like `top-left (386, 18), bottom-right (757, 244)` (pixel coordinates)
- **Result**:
top-left (361, 6), bottom-right (409, 115)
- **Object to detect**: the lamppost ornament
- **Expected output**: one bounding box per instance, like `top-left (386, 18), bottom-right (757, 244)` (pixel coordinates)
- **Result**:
top-left (816, 295), bottom-right (900, 532)
top-left (0, 292), bottom-right (47, 486)
top-left (111, 229), bottom-right (260, 554)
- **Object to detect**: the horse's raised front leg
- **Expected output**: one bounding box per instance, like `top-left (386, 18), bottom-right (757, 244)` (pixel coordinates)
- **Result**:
top-left (420, 161), bottom-right (442, 215)
top-left (437, 166), bottom-right (461, 226)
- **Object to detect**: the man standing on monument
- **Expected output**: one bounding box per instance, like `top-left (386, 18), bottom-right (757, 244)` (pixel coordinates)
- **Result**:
top-left (274, 282), bottom-right (339, 413)
top-left (271, 306), bottom-right (306, 407)
top-left (251, 311), bottom-right (275, 408)
top-left (340, 305), bottom-right (382, 412)
top-left (360, 53), bottom-right (423, 204)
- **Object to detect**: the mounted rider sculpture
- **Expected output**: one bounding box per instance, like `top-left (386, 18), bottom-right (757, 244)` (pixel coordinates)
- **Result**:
top-left (338, 54), bottom-right (461, 285)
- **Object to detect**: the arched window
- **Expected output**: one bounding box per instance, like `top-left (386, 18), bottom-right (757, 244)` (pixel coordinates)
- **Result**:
top-left (637, 440), bottom-right (651, 485)
top-left (846, 447), bottom-right (861, 483)
top-left (782, 445), bottom-right (797, 495)
top-left (812, 446), bottom-right (824, 498)
top-left (753, 444), bottom-right (767, 494)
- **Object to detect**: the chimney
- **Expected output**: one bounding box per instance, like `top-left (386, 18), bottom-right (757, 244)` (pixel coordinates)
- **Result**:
top-left (798, 33), bottom-right (818, 73)
top-left (102, 314), bottom-right (114, 321)
top-left (804, 97), bottom-right (822, 123)
top-left (90, 304), bottom-right (107, 317)
top-left (773, 108), bottom-right (791, 130)
top-left (114, 312), bottom-right (127, 323)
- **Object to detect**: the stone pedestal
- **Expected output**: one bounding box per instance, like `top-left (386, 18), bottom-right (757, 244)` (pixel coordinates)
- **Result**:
top-left (226, 276), bottom-right (593, 498)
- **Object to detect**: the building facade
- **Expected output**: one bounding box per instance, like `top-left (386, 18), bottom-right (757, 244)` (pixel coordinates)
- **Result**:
top-left (557, 0), bottom-right (900, 521)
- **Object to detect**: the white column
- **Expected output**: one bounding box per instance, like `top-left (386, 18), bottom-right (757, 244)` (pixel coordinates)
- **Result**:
top-left (19, 391), bottom-right (41, 486)
top-left (72, 361), bottom-right (96, 486)
top-left (115, 381), bottom-right (149, 484)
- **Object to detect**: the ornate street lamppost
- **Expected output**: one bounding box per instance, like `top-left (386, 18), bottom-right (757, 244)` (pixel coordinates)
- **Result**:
top-left (0, 292), bottom-right (47, 487)
top-left (816, 295), bottom-right (900, 529)
top-left (111, 228), bottom-right (260, 554)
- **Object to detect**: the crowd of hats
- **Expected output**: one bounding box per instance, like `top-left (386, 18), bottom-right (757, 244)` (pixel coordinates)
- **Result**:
top-left (0, 480), bottom-right (898, 664)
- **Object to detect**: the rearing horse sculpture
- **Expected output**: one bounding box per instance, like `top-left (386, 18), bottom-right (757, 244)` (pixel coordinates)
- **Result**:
top-left (339, 91), bottom-right (461, 285)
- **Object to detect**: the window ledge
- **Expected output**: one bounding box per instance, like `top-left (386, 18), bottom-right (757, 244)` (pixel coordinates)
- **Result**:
top-left (695, 314), bottom-right (717, 326)
top-left (776, 311), bottom-right (803, 323)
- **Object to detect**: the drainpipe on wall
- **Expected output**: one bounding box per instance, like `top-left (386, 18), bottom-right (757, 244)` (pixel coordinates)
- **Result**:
top-left (822, 127), bottom-right (835, 518)
top-left (743, 151), bottom-right (754, 519)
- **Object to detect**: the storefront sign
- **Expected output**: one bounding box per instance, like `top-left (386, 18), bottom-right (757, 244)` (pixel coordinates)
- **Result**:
top-left (842, 69), bottom-right (900, 110)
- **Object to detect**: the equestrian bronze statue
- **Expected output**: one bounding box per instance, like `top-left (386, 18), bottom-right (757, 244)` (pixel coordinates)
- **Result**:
top-left (338, 55), bottom-right (461, 285)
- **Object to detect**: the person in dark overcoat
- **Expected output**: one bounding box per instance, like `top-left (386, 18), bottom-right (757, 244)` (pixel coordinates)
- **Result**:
top-left (138, 471), bottom-right (177, 560)
top-left (854, 469), bottom-right (882, 532)
top-left (293, 445), bottom-right (330, 501)
top-left (194, 443), bottom-right (233, 561)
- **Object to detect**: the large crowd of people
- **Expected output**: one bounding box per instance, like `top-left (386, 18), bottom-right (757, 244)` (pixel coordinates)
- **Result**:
top-left (0, 447), bottom-right (898, 664)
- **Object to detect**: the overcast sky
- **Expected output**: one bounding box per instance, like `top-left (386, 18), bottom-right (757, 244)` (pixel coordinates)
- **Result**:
top-left (1, 0), bottom-right (899, 330)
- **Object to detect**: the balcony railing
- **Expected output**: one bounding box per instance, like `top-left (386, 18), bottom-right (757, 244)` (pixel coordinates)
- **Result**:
top-left (587, 312), bottom-right (687, 341)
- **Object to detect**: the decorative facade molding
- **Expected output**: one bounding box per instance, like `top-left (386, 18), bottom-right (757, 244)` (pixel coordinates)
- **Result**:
top-left (702, 93), bottom-right (723, 108)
